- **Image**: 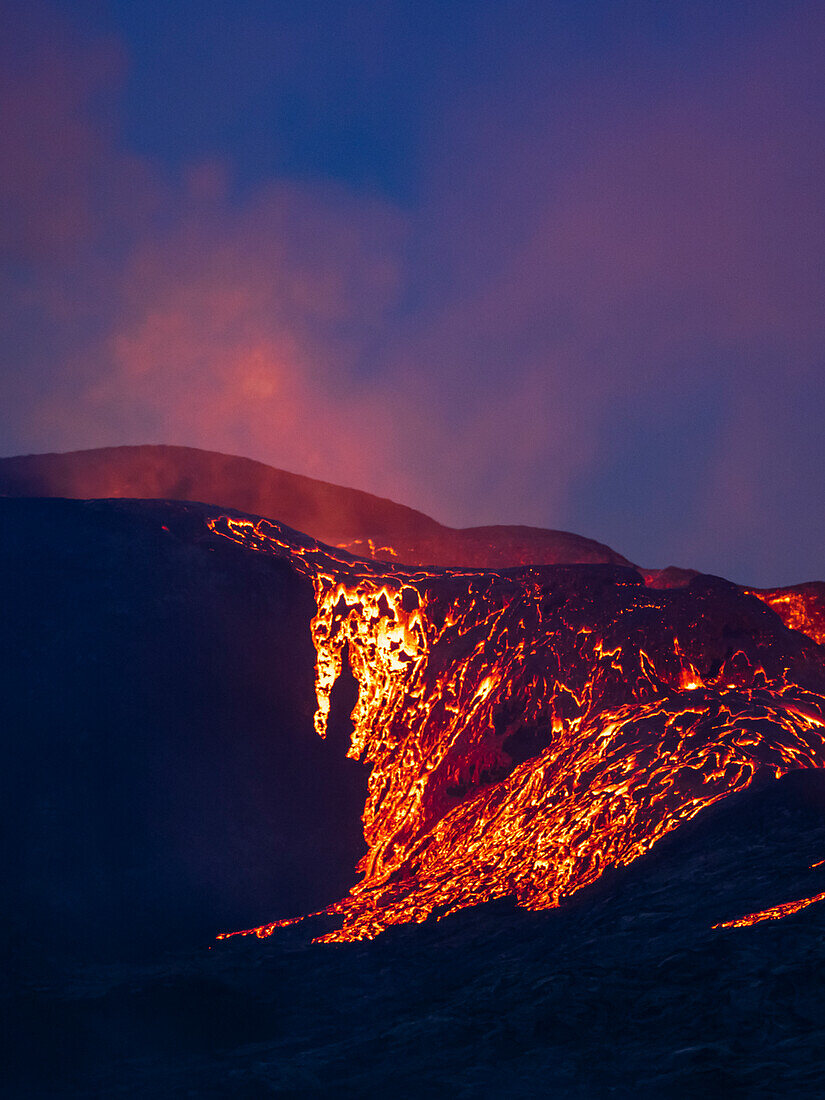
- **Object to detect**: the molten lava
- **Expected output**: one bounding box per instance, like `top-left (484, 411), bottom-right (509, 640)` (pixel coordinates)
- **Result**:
top-left (208, 515), bottom-right (825, 943)
top-left (713, 891), bottom-right (825, 929)
top-left (750, 586), bottom-right (825, 647)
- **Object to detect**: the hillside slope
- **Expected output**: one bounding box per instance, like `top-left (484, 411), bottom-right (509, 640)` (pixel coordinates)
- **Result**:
top-left (0, 445), bottom-right (633, 568)
top-left (0, 498), bottom-right (367, 963)
top-left (8, 770), bottom-right (825, 1096)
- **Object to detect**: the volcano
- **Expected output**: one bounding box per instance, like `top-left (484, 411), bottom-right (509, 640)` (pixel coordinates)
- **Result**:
top-left (4, 456), bottom-right (825, 1094)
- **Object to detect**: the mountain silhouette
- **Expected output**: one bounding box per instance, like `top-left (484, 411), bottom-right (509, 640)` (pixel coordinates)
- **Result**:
top-left (0, 444), bottom-right (633, 568)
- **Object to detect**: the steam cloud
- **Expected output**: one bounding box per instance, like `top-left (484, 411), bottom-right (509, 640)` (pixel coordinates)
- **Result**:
top-left (1, 0), bottom-right (824, 585)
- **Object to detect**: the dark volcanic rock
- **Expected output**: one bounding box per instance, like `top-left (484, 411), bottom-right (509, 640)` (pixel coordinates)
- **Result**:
top-left (0, 498), bottom-right (367, 965)
top-left (5, 770), bottom-right (825, 1097)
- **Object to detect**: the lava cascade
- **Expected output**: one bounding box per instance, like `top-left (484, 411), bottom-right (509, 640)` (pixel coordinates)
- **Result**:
top-left (208, 515), bottom-right (825, 943)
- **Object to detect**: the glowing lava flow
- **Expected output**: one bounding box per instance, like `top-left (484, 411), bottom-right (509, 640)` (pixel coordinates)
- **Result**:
top-left (713, 891), bottom-right (825, 929)
top-left (750, 587), bottom-right (825, 647)
top-left (208, 515), bottom-right (825, 943)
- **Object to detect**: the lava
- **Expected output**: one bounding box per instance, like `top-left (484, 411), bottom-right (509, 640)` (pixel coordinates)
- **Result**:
top-left (750, 587), bottom-right (825, 647)
top-left (713, 891), bottom-right (825, 929)
top-left (208, 515), bottom-right (825, 943)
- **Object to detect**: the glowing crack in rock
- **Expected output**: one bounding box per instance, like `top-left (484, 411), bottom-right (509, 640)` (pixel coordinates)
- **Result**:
top-left (207, 515), bottom-right (825, 943)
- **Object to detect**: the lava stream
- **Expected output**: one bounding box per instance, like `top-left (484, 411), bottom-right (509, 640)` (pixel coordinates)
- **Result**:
top-left (208, 515), bottom-right (825, 943)
top-left (713, 891), bottom-right (825, 929)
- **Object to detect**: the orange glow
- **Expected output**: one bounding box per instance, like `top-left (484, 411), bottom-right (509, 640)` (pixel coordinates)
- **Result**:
top-left (337, 538), bottom-right (400, 561)
top-left (751, 588), bottom-right (825, 647)
top-left (713, 890), bottom-right (825, 929)
top-left (208, 515), bottom-right (825, 944)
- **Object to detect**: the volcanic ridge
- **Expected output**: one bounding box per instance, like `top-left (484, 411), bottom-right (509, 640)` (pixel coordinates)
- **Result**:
top-left (0, 444), bottom-right (633, 569)
top-left (3, 446), bottom-right (825, 955)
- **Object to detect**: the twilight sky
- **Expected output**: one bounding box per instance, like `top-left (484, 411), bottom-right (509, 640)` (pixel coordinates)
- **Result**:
top-left (1, 0), bottom-right (824, 585)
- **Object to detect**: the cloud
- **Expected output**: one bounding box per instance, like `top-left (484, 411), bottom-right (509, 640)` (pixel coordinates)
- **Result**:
top-left (31, 178), bottom-right (412, 493)
top-left (384, 2), bottom-right (825, 572)
top-left (0, 3), bottom-right (415, 500)
top-left (2, 1), bottom-right (824, 583)
top-left (0, 0), bottom-right (162, 261)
